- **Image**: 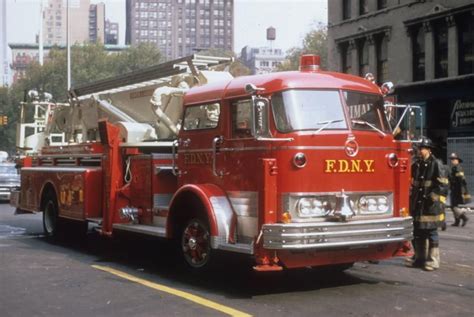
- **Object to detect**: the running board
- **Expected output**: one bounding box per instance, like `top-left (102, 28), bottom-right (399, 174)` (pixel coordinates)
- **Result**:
top-left (113, 223), bottom-right (167, 237)
top-left (86, 217), bottom-right (103, 225)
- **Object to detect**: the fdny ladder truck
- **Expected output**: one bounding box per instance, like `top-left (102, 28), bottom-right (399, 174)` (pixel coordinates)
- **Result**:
top-left (12, 54), bottom-right (414, 271)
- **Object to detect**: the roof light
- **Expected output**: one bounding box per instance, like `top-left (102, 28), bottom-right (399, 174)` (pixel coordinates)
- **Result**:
top-left (299, 54), bottom-right (320, 72)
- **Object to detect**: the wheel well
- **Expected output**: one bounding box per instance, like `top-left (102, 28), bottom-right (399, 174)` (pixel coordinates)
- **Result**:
top-left (169, 191), bottom-right (208, 239)
top-left (40, 183), bottom-right (57, 211)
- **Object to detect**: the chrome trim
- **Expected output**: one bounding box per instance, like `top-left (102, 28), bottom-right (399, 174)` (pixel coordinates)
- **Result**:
top-left (22, 167), bottom-right (101, 173)
top-left (113, 223), bottom-right (166, 237)
top-left (282, 191), bottom-right (393, 222)
top-left (227, 191), bottom-right (258, 217)
top-left (262, 217), bottom-right (413, 250)
top-left (211, 236), bottom-right (254, 255)
top-left (212, 136), bottom-right (223, 177)
top-left (209, 196), bottom-right (234, 243)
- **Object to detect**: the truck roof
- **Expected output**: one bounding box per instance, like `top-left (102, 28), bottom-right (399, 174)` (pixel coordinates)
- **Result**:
top-left (184, 70), bottom-right (381, 105)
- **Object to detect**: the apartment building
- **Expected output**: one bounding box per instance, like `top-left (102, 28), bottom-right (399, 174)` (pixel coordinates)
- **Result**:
top-left (126, 0), bottom-right (234, 60)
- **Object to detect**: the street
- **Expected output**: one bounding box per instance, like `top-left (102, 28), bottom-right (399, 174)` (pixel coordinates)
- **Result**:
top-left (0, 202), bottom-right (473, 317)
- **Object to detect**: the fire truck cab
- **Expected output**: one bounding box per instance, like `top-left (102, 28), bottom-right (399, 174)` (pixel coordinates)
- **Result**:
top-left (13, 55), bottom-right (413, 271)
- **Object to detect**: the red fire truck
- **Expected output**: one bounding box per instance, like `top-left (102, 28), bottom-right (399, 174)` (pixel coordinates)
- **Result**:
top-left (12, 54), bottom-right (413, 271)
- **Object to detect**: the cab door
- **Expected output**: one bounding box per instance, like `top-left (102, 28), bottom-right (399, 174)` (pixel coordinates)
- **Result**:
top-left (177, 102), bottom-right (226, 186)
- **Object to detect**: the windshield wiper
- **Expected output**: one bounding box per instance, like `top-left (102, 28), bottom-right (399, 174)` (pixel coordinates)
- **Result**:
top-left (314, 119), bottom-right (344, 134)
top-left (351, 119), bottom-right (386, 137)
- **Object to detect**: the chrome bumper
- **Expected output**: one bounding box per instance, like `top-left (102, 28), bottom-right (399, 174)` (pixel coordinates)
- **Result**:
top-left (262, 217), bottom-right (413, 250)
top-left (0, 187), bottom-right (13, 200)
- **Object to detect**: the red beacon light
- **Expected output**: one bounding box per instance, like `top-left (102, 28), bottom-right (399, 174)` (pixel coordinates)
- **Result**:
top-left (299, 54), bottom-right (320, 72)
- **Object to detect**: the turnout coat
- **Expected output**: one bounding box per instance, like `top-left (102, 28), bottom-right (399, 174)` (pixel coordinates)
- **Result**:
top-left (449, 165), bottom-right (471, 206)
top-left (410, 154), bottom-right (449, 229)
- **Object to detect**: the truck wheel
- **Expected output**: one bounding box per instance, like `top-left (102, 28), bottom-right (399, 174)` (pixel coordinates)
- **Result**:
top-left (180, 218), bottom-right (212, 269)
top-left (43, 195), bottom-right (59, 237)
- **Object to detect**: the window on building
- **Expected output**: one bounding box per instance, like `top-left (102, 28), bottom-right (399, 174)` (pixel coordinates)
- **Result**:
top-left (342, 0), bottom-right (351, 20)
top-left (413, 26), bottom-right (425, 81)
top-left (342, 43), bottom-right (352, 74)
top-left (359, 39), bottom-right (369, 77)
top-left (360, 0), bottom-right (369, 15)
top-left (434, 22), bottom-right (448, 78)
top-left (459, 14), bottom-right (474, 75)
top-left (377, 35), bottom-right (388, 83)
top-left (377, 0), bottom-right (387, 10)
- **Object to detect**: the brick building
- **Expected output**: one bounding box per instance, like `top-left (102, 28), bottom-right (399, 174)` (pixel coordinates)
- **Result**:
top-left (125, 0), bottom-right (234, 60)
top-left (328, 0), bottom-right (474, 195)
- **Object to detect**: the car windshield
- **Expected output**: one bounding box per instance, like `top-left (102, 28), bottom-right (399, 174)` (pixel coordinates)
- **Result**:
top-left (343, 91), bottom-right (390, 132)
top-left (0, 165), bottom-right (17, 175)
top-left (271, 89), bottom-right (347, 133)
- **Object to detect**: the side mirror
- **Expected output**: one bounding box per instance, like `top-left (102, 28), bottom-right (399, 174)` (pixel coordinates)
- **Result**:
top-left (245, 83), bottom-right (265, 95)
top-left (385, 103), bottom-right (423, 142)
top-left (252, 96), bottom-right (271, 138)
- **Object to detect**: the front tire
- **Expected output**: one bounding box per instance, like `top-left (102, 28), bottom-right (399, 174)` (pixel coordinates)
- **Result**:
top-left (42, 195), bottom-right (59, 238)
top-left (180, 218), bottom-right (212, 269)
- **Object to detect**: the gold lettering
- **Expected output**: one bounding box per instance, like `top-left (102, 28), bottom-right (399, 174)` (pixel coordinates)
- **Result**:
top-left (325, 160), bottom-right (336, 173)
top-left (338, 160), bottom-right (349, 172)
top-left (204, 153), bottom-right (213, 164)
top-left (364, 160), bottom-right (375, 172)
top-left (351, 160), bottom-right (361, 172)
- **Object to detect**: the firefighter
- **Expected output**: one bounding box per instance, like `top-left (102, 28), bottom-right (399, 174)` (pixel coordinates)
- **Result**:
top-left (406, 137), bottom-right (448, 271)
top-left (448, 153), bottom-right (471, 227)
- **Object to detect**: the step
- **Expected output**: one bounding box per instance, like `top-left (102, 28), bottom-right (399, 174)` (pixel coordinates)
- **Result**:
top-left (112, 223), bottom-right (166, 237)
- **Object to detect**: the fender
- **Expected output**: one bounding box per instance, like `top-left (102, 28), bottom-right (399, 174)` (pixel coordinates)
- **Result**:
top-left (39, 181), bottom-right (59, 211)
top-left (167, 183), bottom-right (237, 246)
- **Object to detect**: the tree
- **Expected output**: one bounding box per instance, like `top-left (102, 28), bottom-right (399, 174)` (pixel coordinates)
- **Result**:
top-left (111, 43), bottom-right (163, 74)
top-left (13, 43), bottom-right (164, 102)
top-left (278, 23), bottom-right (328, 71)
top-left (0, 43), bottom-right (164, 153)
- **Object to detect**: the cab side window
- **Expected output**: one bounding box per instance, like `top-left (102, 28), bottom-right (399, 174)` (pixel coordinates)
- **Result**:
top-left (183, 103), bottom-right (220, 130)
top-left (232, 99), bottom-right (253, 138)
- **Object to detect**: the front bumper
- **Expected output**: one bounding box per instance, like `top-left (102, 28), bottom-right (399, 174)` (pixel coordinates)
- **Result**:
top-left (262, 217), bottom-right (413, 250)
top-left (0, 187), bottom-right (15, 200)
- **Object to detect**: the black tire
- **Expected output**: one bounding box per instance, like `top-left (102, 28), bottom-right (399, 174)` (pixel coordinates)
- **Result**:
top-left (180, 218), bottom-right (213, 270)
top-left (42, 193), bottom-right (60, 238)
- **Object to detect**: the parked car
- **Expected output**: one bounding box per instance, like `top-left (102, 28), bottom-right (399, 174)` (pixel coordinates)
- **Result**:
top-left (0, 162), bottom-right (20, 202)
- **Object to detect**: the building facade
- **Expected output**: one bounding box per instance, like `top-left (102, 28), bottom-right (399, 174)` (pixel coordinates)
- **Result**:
top-left (125, 0), bottom-right (234, 60)
top-left (328, 0), bottom-right (474, 195)
top-left (240, 46), bottom-right (285, 75)
top-left (105, 20), bottom-right (120, 45)
top-left (43, 0), bottom-right (106, 45)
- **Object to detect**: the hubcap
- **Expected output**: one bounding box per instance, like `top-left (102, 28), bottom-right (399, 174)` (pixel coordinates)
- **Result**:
top-left (182, 220), bottom-right (210, 268)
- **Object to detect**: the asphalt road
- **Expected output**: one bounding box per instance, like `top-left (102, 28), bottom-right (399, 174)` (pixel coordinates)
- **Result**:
top-left (1, 202), bottom-right (473, 317)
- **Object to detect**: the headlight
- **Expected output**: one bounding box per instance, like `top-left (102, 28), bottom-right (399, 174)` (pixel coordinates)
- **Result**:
top-left (359, 195), bottom-right (390, 214)
top-left (296, 197), bottom-right (330, 217)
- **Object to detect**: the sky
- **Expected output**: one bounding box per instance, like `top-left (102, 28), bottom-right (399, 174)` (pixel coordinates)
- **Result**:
top-left (4, 0), bottom-right (327, 54)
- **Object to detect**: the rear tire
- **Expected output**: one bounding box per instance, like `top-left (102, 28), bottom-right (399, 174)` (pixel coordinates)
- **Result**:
top-left (42, 194), bottom-right (60, 238)
top-left (180, 218), bottom-right (213, 270)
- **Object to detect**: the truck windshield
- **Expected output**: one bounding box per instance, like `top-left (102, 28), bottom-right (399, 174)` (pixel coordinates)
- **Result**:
top-left (343, 91), bottom-right (390, 133)
top-left (271, 89), bottom-right (347, 133)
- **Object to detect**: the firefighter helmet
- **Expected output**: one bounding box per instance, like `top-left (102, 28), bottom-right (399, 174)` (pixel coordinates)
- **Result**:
top-left (449, 153), bottom-right (463, 163)
top-left (418, 137), bottom-right (435, 149)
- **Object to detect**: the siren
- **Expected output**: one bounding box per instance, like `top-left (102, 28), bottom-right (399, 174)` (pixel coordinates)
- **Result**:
top-left (299, 54), bottom-right (320, 72)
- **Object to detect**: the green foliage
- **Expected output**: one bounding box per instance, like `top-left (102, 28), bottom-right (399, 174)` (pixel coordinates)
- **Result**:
top-left (111, 43), bottom-right (163, 74)
top-left (0, 43), bottom-right (164, 152)
top-left (0, 87), bottom-right (19, 155)
top-left (277, 23), bottom-right (328, 71)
